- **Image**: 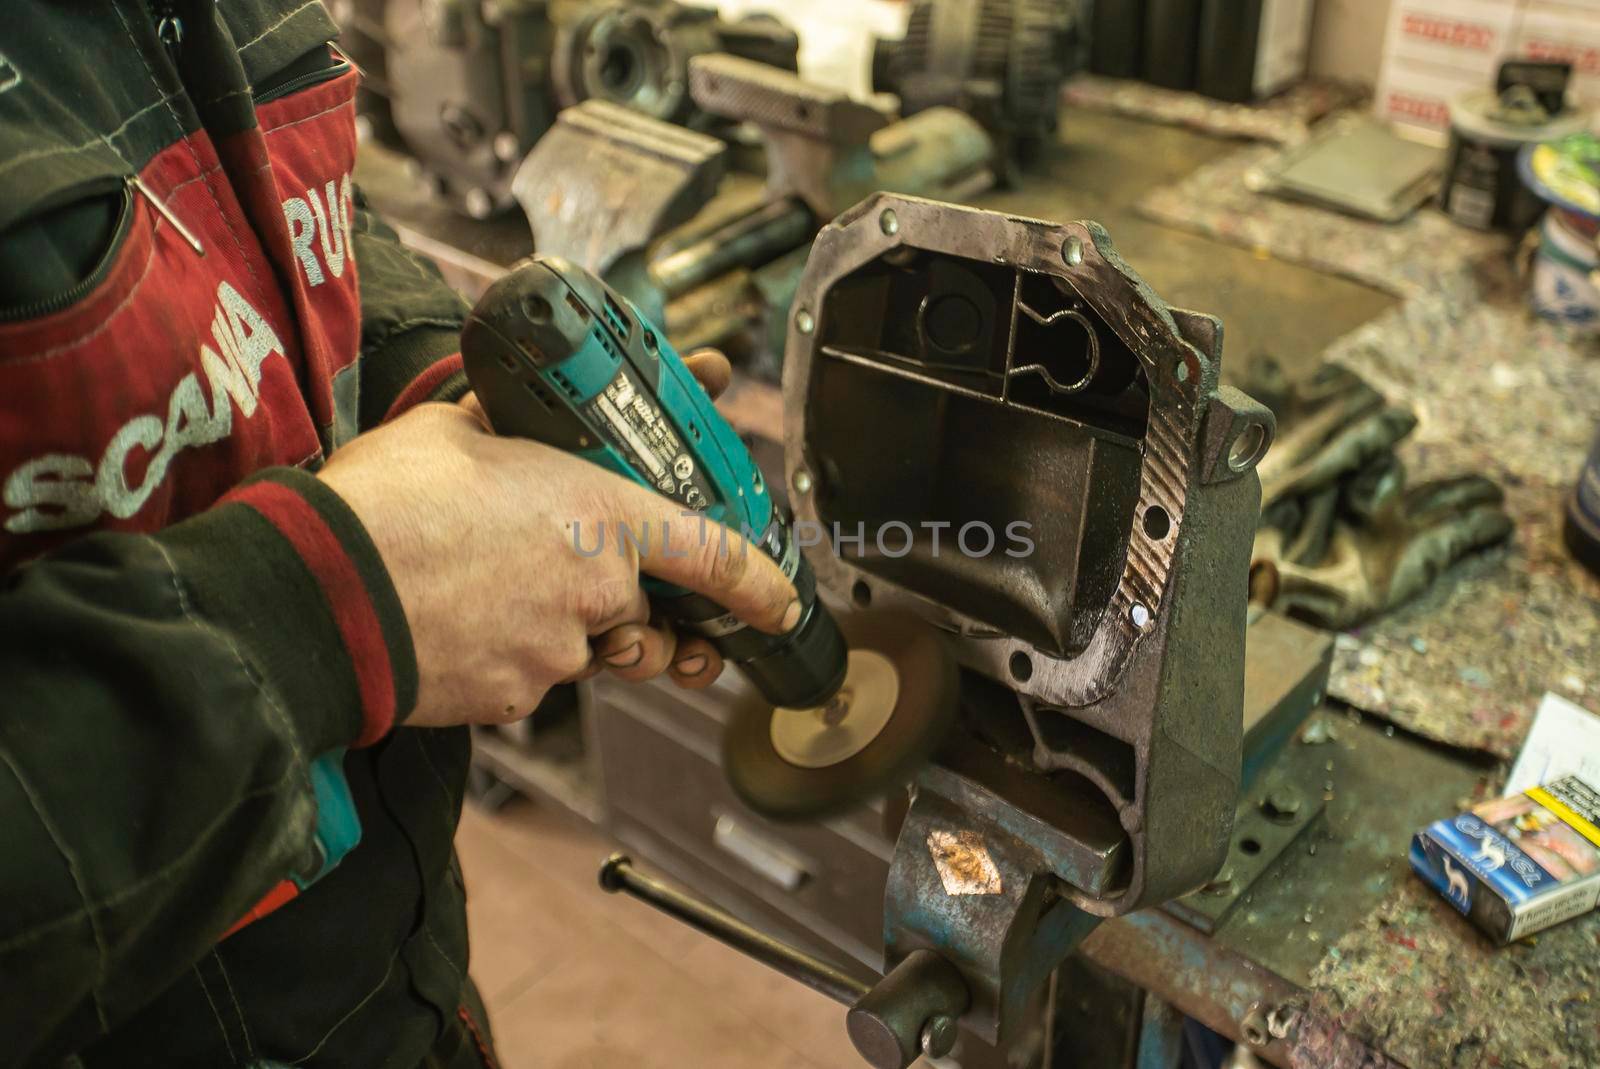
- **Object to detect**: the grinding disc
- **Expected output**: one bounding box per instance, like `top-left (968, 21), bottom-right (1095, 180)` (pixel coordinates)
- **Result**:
top-left (723, 609), bottom-right (958, 822)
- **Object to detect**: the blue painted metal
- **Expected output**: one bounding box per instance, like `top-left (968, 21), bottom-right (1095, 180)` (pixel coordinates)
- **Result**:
top-left (1135, 994), bottom-right (1185, 1069)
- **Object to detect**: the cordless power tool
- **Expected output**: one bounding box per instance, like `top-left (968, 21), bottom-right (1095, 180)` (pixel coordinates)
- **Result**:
top-left (460, 255), bottom-right (955, 819)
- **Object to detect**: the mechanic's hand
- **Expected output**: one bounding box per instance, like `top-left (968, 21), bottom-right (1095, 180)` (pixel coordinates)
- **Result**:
top-left (456, 350), bottom-right (740, 694)
top-left (320, 350), bottom-right (796, 727)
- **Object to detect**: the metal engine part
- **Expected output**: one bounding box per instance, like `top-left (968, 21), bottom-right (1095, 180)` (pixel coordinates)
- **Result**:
top-left (515, 53), bottom-right (994, 373)
top-left (551, 3), bottom-right (795, 123)
top-left (330, 0), bottom-right (404, 145)
top-left (588, 197), bottom-right (1275, 1067)
top-left (340, 0), bottom-right (797, 218)
top-left (873, 0), bottom-right (1085, 178)
top-left (783, 194), bottom-right (1273, 1050)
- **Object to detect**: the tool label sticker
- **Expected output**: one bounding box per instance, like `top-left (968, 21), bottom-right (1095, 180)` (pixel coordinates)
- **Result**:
top-left (592, 371), bottom-right (710, 510)
top-left (928, 829), bottom-right (1002, 896)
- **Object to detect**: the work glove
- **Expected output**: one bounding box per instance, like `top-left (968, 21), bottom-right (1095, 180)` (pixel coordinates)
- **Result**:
top-left (1244, 358), bottom-right (1514, 630)
top-left (1246, 358), bottom-right (1417, 515)
top-left (1250, 469), bottom-right (1514, 630)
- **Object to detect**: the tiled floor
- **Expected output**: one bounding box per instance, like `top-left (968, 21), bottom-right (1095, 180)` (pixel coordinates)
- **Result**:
top-left (455, 797), bottom-right (875, 1069)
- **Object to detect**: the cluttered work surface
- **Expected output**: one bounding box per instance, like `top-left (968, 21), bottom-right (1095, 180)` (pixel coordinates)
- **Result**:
top-left (360, 82), bottom-right (1600, 1069)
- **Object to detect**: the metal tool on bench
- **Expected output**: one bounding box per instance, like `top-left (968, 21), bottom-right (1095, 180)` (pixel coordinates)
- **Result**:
top-left (460, 254), bottom-right (960, 820)
top-left (594, 195), bottom-right (1276, 1067)
top-left (514, 53), bottom-right (994, 375)
top-left (338, 0), bottom-right (798, 218)
top-left (872, 0), bottom-right (1085, 180)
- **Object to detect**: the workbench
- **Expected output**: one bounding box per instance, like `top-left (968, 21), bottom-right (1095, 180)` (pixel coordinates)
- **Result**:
top-left (358, 92), bottom-right (1600, 1068)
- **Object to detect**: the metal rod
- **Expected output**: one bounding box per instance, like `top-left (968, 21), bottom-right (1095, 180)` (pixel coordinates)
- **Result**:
top-left (650, 199), bottom-right (813, 299)
top-left (599, 854), bottom-right (871, 1006)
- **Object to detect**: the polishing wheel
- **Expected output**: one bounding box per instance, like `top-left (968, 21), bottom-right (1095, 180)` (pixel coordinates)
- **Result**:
top-left (723, 610), bottom-right (959, 822)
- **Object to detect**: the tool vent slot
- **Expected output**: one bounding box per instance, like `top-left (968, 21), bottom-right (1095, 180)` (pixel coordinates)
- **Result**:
top-left (603, 294), bottom-right (633, 340)
top-left (549, 369), bottom-right (582, 400)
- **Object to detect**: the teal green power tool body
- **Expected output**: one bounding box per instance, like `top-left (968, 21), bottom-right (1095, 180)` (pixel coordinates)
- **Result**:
top-left (461, 256), bottom-right (957, 822)
top-left (460, 256), bottom-right (847, 710)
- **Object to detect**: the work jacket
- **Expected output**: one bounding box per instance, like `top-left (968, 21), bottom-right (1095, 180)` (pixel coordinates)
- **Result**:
top-left (0, 2), bottom-right (489, 1065)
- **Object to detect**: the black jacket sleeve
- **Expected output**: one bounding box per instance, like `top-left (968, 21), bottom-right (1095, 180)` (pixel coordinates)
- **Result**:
top-left (350, 188), bottom-right (471, 428)
top-left (0, 468), bottom-right (416, 1065)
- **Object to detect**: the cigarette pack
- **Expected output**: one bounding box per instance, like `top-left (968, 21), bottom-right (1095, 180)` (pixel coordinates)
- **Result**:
top-left (1410, 774), bottom-right (1600, 943)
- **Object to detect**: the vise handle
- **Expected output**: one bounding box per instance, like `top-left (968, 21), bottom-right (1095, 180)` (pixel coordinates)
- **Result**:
top-left (599, 854), bottom-right (969, 1067)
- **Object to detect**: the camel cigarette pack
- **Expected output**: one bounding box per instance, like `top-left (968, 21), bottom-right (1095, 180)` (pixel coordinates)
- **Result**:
top-left (1410, 774), bottom-right (1600, 943)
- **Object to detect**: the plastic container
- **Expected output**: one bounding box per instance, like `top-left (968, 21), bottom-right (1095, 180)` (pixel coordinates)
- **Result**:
top-left (1530, 209), bottom-right (1600, 328)
top-left (1442, 90), bottom-right (1590, 232)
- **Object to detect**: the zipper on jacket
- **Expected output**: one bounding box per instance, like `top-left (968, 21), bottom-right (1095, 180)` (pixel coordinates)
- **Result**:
top-left (253, 57), bottom-right (353, 105)
top-left (0, 182), bottom-right (136, 323)
top-left (152, 1), bottom-right (184, 62)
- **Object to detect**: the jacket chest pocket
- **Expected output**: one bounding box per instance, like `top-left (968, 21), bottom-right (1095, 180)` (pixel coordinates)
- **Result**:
top-left (0, 176), bottom-right (135, 326)
top-left (0, 147), bottom-right (324, 559)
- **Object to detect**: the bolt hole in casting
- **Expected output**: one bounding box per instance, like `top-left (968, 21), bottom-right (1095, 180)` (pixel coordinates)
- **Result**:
top-left (1009, 650), bottom-right (1033, 682)
top-left (1240, 1004), bottom-right (1273, 1049)
top-left (1142, 505), bottom-right (1171, 540)
top-left (1230, 422), bottom-right (1267, 472)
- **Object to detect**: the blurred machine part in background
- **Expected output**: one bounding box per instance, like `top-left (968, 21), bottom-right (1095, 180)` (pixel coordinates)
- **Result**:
top-left (515, 54), bottom-right (994, 376)
top-left (550, 1), bottom-right (796, 119)
top-left (333, 0), bottom-right (798, 217)
top-left (871, 0), bottom-right (1085, 179)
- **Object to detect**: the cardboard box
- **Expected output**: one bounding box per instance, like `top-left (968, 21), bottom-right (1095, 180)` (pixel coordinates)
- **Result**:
top-left (1375, 0), bottom-right (1526, 134)
top-left (1514, 2), bottom-right (1600, 108)
top-left (1376, 58), bottom-right (1491, 133)
top-left (1411, 774), bottom-right (1600, 943)
top-left (1388, 0), bottom-right (1524, 71)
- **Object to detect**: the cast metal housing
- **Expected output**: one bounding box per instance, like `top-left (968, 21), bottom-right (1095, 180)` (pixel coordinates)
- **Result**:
top-left (784, 193), bottom-right (1273, 927)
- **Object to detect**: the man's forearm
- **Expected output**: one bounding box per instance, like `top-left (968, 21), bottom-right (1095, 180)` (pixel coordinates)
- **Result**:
top-left (0, 467), bottom-right (414, 1065)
